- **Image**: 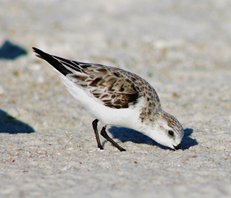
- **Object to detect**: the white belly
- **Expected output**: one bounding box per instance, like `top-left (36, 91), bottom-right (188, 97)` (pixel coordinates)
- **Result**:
top-left (61, 77), bottom-right (143, 129)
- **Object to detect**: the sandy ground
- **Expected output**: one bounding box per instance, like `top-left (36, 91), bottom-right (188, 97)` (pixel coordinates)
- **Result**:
top-left (0, 0), bottom-right (231, 197)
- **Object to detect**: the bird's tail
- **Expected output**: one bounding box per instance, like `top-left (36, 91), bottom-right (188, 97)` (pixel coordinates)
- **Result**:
top-left (32, 47), bottom-right (72, 75)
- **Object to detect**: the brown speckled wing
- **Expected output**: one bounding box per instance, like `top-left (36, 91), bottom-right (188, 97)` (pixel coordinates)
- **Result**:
top-left (32, 48), bottom-right (140, 109)
top-left (33, 47), bottom-right (161, 120)
top-left (68, 65), bottom-right (140, 109)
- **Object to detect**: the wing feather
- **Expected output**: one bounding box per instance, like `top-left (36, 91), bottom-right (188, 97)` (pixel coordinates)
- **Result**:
top-left (33, 47), bottom-right (160, 110)
top-left (68, 66), bottom-right (140, 109)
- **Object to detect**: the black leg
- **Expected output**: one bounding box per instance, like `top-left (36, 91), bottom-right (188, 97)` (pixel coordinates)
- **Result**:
top-left (92, 119), bottom-right (103, 150)
top-left (100, 126), bottom-right (126, 152)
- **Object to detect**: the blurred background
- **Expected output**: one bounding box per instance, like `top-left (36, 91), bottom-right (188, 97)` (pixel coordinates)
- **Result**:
top-left (0, 0), bottom-right (231, 197)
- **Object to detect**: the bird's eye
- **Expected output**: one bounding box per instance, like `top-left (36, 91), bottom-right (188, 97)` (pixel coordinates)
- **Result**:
top-left (168, 130), bottom-right (174, 137)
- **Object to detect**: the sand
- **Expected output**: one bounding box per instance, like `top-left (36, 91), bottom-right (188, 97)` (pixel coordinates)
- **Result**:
top-left (0, 0), bottom-right (231, 197)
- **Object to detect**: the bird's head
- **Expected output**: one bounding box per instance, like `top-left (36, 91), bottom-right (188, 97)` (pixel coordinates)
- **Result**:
top-left (146, 110), bottom-right (184, 150)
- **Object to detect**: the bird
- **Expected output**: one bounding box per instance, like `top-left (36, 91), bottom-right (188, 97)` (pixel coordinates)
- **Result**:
top-left (33, 47), bottom-right (184, 152)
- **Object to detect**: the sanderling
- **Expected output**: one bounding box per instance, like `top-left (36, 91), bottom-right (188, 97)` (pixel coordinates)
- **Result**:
top-left (33, 47), bottom-right (184, 152)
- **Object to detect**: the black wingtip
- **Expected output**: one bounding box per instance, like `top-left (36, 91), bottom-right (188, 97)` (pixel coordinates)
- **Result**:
top-left (32, 47), bottom-right (43, 54)
top-left (32, 47), bottom-right (71, 75)
top-left (32, 47), bottom-right (38, 52)
top-left (32, 47), bottom-right (50, 60)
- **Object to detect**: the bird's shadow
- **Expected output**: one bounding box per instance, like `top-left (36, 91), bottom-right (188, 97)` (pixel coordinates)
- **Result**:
top-left (109, 127), bottom-right (197, 150)
top-left (0, 109), bottom-right (35, 134)
top-left (0, 40), bottom-right (27, 60)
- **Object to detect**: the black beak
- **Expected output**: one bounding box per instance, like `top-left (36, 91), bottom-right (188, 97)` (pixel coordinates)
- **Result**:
top-left (173, 144), bottom-right (182, 150)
